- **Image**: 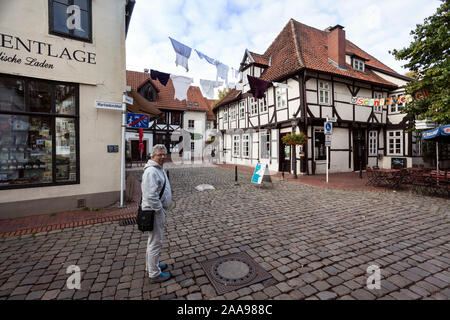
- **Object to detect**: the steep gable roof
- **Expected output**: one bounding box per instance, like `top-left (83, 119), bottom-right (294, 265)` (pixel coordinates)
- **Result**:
top-left (126, 70), bottom-right (211, 113)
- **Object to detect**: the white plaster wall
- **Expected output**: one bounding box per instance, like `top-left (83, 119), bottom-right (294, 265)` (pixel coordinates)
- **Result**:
top-left (0, 0), bottom-right (127, 203)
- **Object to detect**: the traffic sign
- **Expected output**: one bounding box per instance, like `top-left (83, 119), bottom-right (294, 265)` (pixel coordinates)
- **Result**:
top-left (325, 135), bottom-right (332, 142)
top-left (324, 122), bottom-right (332, 134)
top-left (326, 117), bottom-right (337, 123)
top-left (127, 113), bottom-right (150, 129)
top-left (325, 140), bottom-right (331, 147)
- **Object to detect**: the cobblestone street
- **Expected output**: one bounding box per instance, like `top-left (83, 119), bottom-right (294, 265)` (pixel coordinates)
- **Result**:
top-left (0, 166), bottom-right (449, 300)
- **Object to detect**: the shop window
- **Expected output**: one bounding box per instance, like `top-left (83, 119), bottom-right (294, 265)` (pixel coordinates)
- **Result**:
top-left (388, 130), bottom-right (403, 155)
top-left (314, 129), bottom-right (326, 161)
top-left (49, 0), bottom-right (92, 42)
top-left (0, 75), bottom-right (79, 189)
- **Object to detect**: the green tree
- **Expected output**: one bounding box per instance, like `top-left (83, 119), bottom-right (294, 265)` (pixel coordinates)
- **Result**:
top-left (211, 87), bottom-right (232, 109)
top-left (391, 0), bottom-right (449, 124)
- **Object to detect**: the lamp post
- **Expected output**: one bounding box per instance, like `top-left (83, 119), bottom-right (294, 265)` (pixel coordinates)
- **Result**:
top-left (291, 118), bottom-right (298, 179)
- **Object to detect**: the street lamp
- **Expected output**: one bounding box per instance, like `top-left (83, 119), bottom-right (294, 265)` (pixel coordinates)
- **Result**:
top-left (291, 118), bottom-right (298, 179)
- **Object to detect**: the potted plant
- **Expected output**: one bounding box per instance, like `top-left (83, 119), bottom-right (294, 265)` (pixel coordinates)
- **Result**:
top-left (281, 132), bottom-right (307, 146)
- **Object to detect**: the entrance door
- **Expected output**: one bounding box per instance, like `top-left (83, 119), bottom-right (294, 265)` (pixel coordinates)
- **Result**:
top-left (131, 140), bottom-right (147, 162)
top-left (353, 129), bottom-right (367, 171)
top-left (279, 132), bottom-right (291, 172)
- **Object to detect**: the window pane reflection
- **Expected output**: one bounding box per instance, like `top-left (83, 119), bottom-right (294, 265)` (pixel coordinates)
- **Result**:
top-left (56, 118), bottom-right (77, 181)
top-left (55, 85), bottom-right (76, 115)
top-left (29, 81), bottom-right (52, 113)
top-left (0, 77), bottom-right (25, 112)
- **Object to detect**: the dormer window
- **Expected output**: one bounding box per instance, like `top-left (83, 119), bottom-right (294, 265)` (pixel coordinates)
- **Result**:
top-left (353, 58), bottom-right (365, 72)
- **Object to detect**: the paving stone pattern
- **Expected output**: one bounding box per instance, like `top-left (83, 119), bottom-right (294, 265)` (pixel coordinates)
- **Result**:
top-left (0, 167), bottom-right (449, 300)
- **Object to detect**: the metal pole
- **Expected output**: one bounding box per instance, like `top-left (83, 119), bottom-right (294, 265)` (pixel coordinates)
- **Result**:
top-left (120, 102), bottom-right (126, 207)
top-left (235, 165), bottom-right (238, 184)
top-left (436, 141), bottom-right (439, 185)
top-left (326, 146), bottom-right (329, 183)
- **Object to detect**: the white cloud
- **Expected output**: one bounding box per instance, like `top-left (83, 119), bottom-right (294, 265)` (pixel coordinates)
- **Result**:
top-left (126, 0), bottom-right (442, 93)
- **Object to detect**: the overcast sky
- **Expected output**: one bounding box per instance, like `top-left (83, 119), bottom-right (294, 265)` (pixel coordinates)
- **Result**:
top-left (126, 0), bottom-right (442, 94)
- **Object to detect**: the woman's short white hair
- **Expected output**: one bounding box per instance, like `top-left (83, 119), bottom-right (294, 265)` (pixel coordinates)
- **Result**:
top-left (151, 144), bottom-right (167, 157)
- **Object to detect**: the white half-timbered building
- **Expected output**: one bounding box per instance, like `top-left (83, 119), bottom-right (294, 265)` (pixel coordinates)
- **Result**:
top-left (213, 19), bottom-right (423, 175)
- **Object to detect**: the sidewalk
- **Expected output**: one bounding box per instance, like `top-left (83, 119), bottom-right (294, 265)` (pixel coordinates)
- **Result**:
top-left (215, 163), bottom-right (380, 191)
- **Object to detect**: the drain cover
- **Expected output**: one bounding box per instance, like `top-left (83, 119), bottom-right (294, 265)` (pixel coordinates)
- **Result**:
top-left (200, 252), bottom-right (272, 295)
top-left (119, 217), bottom-right (136, 226)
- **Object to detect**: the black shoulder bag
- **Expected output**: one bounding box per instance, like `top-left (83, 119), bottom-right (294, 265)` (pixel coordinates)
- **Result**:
top-left (137, 174), bottom-right (166, 232)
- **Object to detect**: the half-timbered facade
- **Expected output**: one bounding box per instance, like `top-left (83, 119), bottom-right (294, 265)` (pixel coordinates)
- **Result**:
top-left (126, 70), bottom-right (216, 161)
top-left (214, 19), bottom-right (422, 175)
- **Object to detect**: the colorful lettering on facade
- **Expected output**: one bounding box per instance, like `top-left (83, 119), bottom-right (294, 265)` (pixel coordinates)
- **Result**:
top-left (352, 91), bottom-right (428, 109)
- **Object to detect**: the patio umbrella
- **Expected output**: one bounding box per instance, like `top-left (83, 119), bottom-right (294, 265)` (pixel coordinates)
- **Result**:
top-left (421, 124), bottom-right (450, 182)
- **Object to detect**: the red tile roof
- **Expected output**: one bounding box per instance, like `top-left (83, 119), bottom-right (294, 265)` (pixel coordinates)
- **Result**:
top-left (215, 19), bottom-right (402, 110)
top-left (126, 70), bottom-right (211, 113)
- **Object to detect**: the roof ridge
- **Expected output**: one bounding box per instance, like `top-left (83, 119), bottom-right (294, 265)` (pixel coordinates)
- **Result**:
top-left (290, 18), bottom-right (306, 69)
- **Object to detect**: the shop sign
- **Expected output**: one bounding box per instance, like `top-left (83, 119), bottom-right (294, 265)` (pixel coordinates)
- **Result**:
top-left (0, 32), bottom-right (96, 70)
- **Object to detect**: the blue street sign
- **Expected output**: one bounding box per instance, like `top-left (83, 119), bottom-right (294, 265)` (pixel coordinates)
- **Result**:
top-left (324, 121), bottom-right (332, 134)
top-left (127, 113), bottom-right (150, 129)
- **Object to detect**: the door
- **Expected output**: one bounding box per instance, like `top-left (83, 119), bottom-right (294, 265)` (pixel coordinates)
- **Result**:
top-left (353, 129), bottom-right (367, 171)
top-left (279, 132), bottom-right (291, 172)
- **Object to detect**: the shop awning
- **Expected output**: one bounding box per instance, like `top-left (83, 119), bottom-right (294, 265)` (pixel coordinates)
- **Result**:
top-left (421, 124), bottom-right (450, 142)
top-left (127, 90), bottom-right (161, 118)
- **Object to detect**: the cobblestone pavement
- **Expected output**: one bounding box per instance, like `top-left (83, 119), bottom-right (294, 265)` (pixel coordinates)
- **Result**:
top-left (0, 166), bottom-right (448, 300)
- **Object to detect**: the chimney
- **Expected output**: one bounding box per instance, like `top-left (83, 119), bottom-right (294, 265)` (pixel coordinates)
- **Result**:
top-left (144, 68), bottom-right (149, 73)
top-left (327, 25), bottom-right (346, 69)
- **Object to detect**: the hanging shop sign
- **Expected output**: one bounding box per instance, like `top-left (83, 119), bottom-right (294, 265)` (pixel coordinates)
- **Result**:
top-left (351, 91), bottom-right (428, 107)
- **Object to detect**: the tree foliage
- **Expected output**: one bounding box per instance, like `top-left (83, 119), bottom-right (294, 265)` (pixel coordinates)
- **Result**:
top-left (211, 87), bottom-right (231, 109)
top-left (391, 0), bottom-right (449, 124)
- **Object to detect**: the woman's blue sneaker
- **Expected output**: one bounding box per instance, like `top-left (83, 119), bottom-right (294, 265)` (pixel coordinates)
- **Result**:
top-left (158, 263), bottom-right (168, 271)
top-left (149, 272), bottom-right (171, 283)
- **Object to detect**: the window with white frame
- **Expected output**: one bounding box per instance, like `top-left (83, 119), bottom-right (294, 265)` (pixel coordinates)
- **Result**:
top-left (230, 105), bottom-right (236, 120)
top-left (276, 87), bottom-right (287, 109)
top-left (223, 109), bottom-right (228, 121)
top-left (243, 134), bottom-right (250, 158)
top-left (259, 98), bottom-right (267, 113)
top-left (318, 81), bottom-right (331, 105)
top-left (373, 92), bottom-right (383, 113)
top-left (233, 135), bottom-right (240, 157)
top-left (260, 131), bottom-right (270, 158)
top-left (239, 101), bottom-right (246, 119)
top-left (353, 58), bottom-right (365, 72)
top-left (387, 130), bottom-right (403, 155)
top-left (250, 98), bottom-right (258, 115)
top-left (390, 96), bottom-right (405, 114)
top-left (369, 131), bottom-right (378, 156)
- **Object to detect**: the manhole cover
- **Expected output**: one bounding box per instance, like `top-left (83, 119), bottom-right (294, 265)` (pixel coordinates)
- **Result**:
top-left (200, 252), bottom-right (272, 295)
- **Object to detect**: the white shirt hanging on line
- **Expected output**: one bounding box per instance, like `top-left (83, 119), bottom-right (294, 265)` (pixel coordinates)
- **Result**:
top-left (200, 79), bottom-right (223, 99)
top-left (272, 82), bottom-right (291, 89)
top-left (169, 37), bottom-right (192, 72)
top-left (215, 62), bottom-right (229, 88)
top-left (170, 75), bottom-right (193, 101)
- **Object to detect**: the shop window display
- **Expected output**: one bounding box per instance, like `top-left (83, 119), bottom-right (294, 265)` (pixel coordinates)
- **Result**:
top-left (0, 75), bottom-right (78, 189)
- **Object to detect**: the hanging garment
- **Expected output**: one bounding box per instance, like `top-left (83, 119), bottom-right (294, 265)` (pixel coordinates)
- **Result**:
top-left (215, 62), bottom-right (229, 88)
top-left (169, 37), bottom-right (192, 72)
top-left (228, 82), bottom-right (236, 89)
top-left (195, 50), bottom-right (216, 65)
top-left (150, 69), bottom-right (170, 86)
top-left (273, 82), bottom-right (291, 89)
top-left (170, 75), bottom-right (193, 101)
top-left (247, 75), bottom-right (271, 101)
top-left (200, 79), bottom-right (223, 99)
